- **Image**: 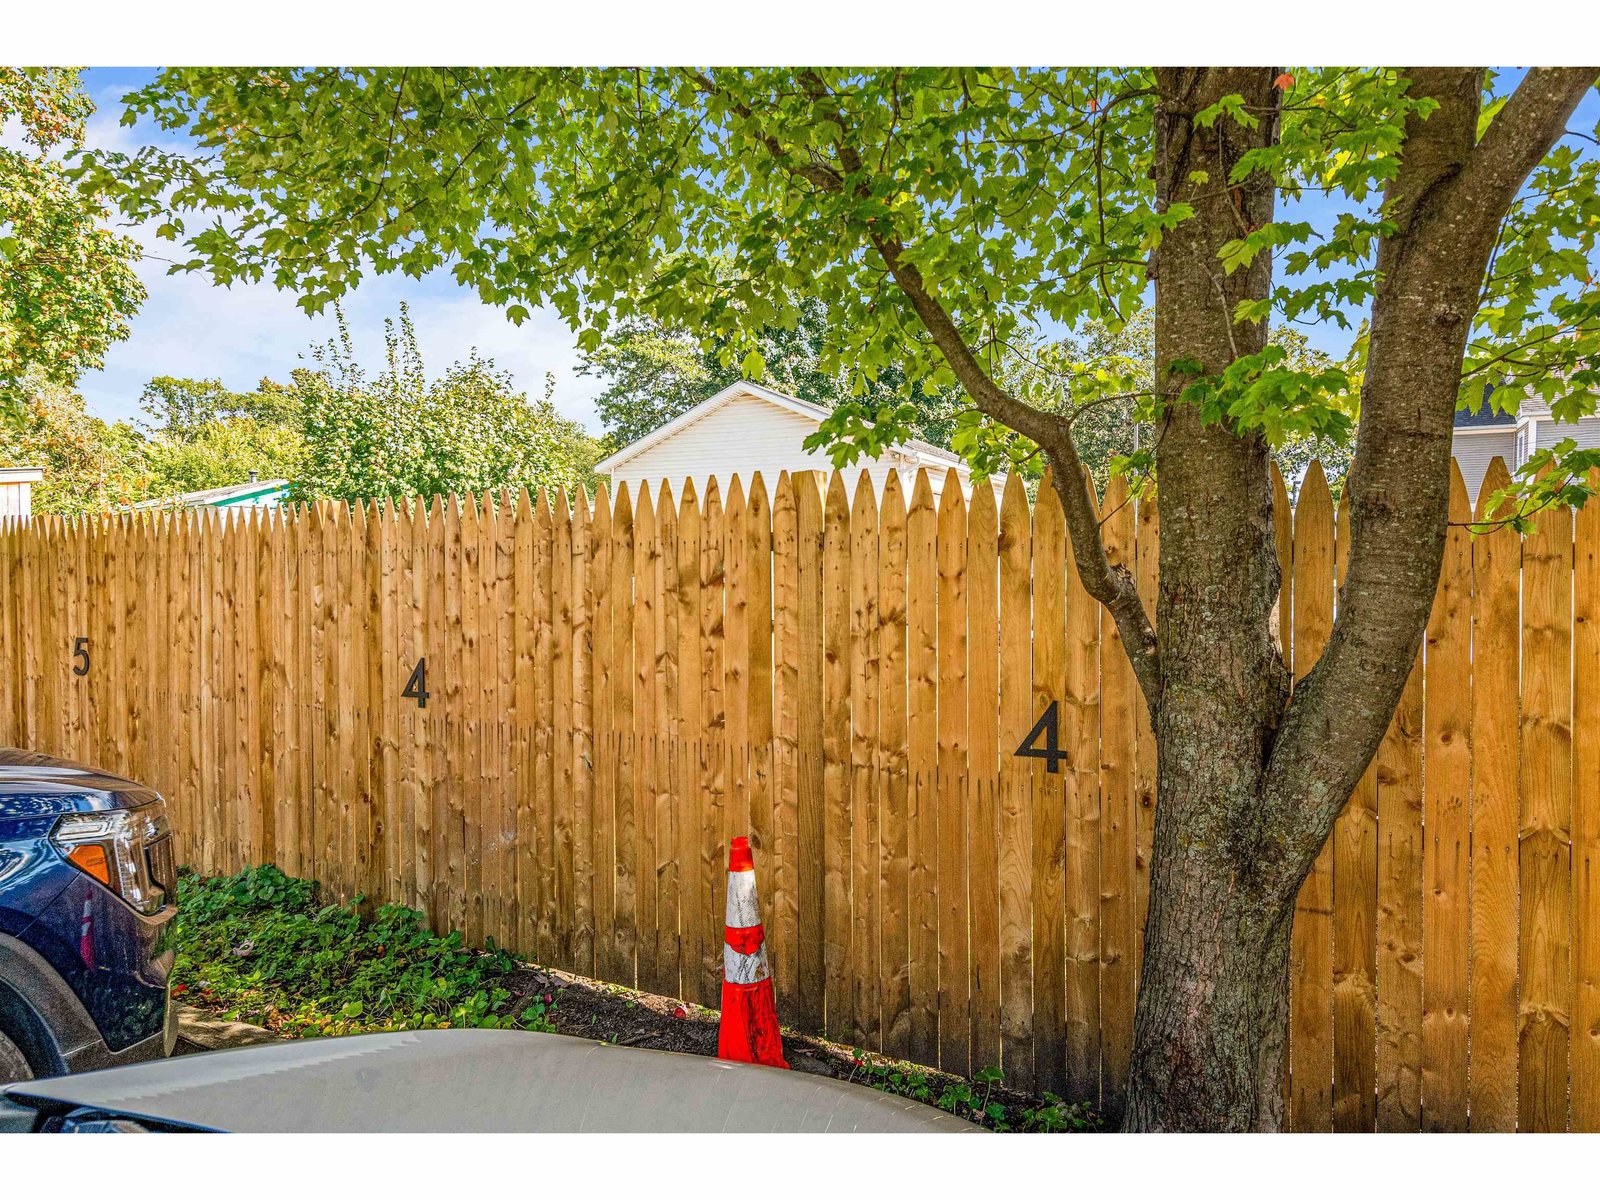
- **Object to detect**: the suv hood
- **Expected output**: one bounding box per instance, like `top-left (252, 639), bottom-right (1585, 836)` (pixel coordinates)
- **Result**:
top-left (2, 1029), bottom-right (982, 1133)
top-left (0, 749), bottom-right (161, 818)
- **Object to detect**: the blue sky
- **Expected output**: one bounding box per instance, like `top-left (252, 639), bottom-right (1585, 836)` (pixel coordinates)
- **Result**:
top-left (74, 68), bottom-right (607, 431)
top-left (65, 68), bottom-right (1600, 432)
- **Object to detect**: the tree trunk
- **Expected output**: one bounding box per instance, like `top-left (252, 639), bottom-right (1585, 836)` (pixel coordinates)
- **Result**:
top-left (1118, 66), bottom-right (1593, 1131)
top-left (1123, 67), bottom-right (1294, 1131)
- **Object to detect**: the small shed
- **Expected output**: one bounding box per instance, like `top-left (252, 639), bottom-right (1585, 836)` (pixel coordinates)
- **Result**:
top-left (594, 381), bottom-right (1002, 502)
top-left (131, 474), bottom-right (291, 512)
top-left (0, 467), bottom-right (44, 523)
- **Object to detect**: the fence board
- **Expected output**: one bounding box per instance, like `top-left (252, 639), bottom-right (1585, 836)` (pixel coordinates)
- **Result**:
top-left (967, 480), bottom-right (1001, 1077)
top-left (877, 473), bottom-right (911, 1057)
top-left (937, 473), bottom-right (970, 1076)
top-left (589, 486), bottom-right (615, 980)
top-left (1573, 468), bottom-right (1600, 1130)
top-left (906, 471), bottom-right (939, 1065)
top-left (610, 485), bottom-right (637, 987)
top-left (633, 485), bottom-right (659, 993)
top-left (1333, 487), bottom-right (1379, 1133)
top-left (1289, 462), bottom-right (1335, 1132)
top-left (571, 489), bottom-right (597, 978)
top-left (1422, 464), bottom-right (1472, 1131)
top-left (771, 476), bottom-right (800, 1017)
top-left (512, 491), bottom-right (538, 953)
top-left (746, 476), bottom-right (776, 970)
top-left (822, 473), bottom-right (852, 1041)
top-left (549, 489), bottom-right (573, 973)
top-left (1519, 482), bottom-right (1573, 1133)
top-left (656, 483), bottom-right (681, 1001)
top-left (1377, 641), bottom-right (1425, 1128)
top-left (794, 474), bottom-right (827, 1032)
top-left (996, 476), bottom-right (1035, 1092)
top-left (1032, 472), bottom-right (1070, 1098)
top-left (851, 474), bottom-right (882, 1048)
top-left (675, 482), bottom-right (703, 1001)
top-left (699, 481), bottom-right (727, 1009)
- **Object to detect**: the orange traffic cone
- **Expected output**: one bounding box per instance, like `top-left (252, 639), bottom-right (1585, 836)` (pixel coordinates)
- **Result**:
top-left (717, 836), bottom-right (788, 1068)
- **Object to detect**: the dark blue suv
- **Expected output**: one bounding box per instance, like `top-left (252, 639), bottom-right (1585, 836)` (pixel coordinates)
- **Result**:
top-left (0, 750), bottom-right (176, 1084)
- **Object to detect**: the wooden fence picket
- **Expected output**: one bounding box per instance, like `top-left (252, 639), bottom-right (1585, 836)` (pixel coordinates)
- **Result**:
top-left (1289, 463), bottom-right (1335, 1132)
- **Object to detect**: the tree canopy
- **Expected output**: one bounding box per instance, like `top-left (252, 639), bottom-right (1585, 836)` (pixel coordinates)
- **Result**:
top-left (75, 69), bottom-right (1599, 513)
top-left (581, 294), bottom-right (964, 450)
top-left (1, 68), bottom-right (144, 425)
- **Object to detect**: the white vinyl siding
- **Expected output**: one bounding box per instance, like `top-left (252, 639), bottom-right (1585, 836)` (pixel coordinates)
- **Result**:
top-left (1453, 415), bottom-right (1600, 505)
top-left (603, 391), bottom-right (994, 503)
top-left (1528, 414), bottom-right (1600, 458)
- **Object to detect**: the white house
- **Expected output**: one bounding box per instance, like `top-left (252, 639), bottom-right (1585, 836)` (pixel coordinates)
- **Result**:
top-left (1453, 384), bottom-right (1600, 502)
top-left (594, 381), bottom-right (1002, 503)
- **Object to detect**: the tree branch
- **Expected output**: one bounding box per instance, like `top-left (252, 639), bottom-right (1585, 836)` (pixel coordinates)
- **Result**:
top-left (810, 72), bottom-right (1165, 712)
top-left (1463, 68), bottom-right (1599, 212)
top-left (871, 229), bottom-right (1162, 713)
top-left (1255, 65), bottom-right (1596, 902)
top-left (684, 68), bottom-right (1164, 712)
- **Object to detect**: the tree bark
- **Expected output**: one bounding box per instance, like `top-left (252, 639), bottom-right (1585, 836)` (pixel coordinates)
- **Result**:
top-left (1123, 66), bottom-right (1294, 1131)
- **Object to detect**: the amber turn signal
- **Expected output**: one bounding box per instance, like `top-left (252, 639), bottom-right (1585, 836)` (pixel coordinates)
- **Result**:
top-left (66, 842), bottom-right (113, 887)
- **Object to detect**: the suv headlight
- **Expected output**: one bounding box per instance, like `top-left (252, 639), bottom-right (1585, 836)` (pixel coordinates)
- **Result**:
top-left (52, 802), bottom-right (172, 916)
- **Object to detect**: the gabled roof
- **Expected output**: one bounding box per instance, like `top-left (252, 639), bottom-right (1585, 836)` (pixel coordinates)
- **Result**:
top-left (1455, 406), bottom-right (1516, 429)
top-left (593, 380), bottom-right (968, 475)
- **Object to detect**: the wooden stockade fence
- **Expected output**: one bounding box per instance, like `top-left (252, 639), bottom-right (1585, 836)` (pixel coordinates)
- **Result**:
top-left (0, 455), bottom-right (1595, 1131)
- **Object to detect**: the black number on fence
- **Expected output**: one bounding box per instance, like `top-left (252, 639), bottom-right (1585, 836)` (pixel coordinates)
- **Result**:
top-left (402, 657), bottom-right (430, 708)
top-left (1014, 699), bottom-right (1069, 773)
top-left (71, 636), bottom-right (90, 677)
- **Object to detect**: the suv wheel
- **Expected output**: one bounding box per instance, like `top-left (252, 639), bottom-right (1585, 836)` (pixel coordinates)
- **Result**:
top-left (0, 1030), bottom-right (33, 1085)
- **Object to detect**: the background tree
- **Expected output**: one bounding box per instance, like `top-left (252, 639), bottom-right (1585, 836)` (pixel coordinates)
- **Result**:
top-left (0, 372), bottom-right (148, 515)
top-left (1, 68), bottom-right (144, 425)
top-left (80, 66), bottom-right (1600, 1131)
top-left (133, 374), bottom-right (306, 496)
top-left (287, 305), bottom-right (601, 503)
top-left (582, 294), bottom-right (965, 449)
top-left (139, 414), bottom-right (306, 499)
top-left (138, 374), bottom-right (302, 439)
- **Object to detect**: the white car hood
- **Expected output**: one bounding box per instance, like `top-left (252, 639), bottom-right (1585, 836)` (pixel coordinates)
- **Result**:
top-left (3, 1029), bottom-right (981, 1133)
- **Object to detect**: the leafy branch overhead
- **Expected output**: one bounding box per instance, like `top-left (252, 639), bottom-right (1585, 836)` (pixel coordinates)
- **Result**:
top-left (73, 69), bottom-right (1599, 501)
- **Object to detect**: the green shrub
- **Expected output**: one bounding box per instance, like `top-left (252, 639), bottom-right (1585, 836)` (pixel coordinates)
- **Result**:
top-left (171, 864), bottom-right (553, 1038)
